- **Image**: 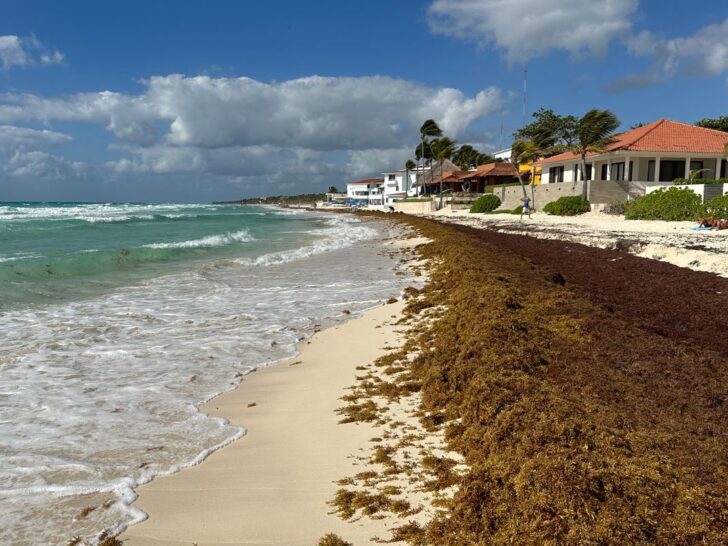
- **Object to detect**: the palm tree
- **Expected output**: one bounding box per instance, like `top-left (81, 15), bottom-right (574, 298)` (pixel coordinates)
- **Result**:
top-left (418, 119), bottom-right (442, 195)
top-left (567, 109), bottom-right (620, 199)
top-left (510, 139), bottom-right (542, 202)
top-left (430, 136), bottom-right (457, 208)
top-left (404, 159), bottom-right (417, 194)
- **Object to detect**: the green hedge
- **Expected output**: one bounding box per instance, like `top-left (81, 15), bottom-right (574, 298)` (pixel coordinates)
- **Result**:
top-left (625, 187), bottom-right (704, 221)
top-left (470, 194), bottom-right (502, 213)
top-left (543, 196), bottom-right (591, 216)
top-left (704, 195), bottom-right (728, 219)
top-left (672, 178), bottom-right (728, 185)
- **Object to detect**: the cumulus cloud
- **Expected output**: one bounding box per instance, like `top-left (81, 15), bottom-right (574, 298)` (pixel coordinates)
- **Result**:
top-left (0, 75), bottom-right (503, 150)
top-left (608, 18), bottom-right (728, 91)
top-left (0, 125), bottom-right (72, 150)
top-left (0, 35), bottom-right (64, 69)
top-left (0, 74), bottom-right (504, 183)
top-left (5, 150), bottom-right (88, 179)
top-left (427, 0), bottom-right (637, 62)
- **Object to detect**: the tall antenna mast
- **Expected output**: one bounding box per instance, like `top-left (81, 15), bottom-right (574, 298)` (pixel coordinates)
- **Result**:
top-left (522, 64), bottom-right (528, 128)
top-left (499, 123), bottom-right (503, 148)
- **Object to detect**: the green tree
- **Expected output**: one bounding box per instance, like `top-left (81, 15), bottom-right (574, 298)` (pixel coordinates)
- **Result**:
top-left (431, 136), bottom-right (457, 208)
top-left (510, 140), bottom-right (542, 201)
top-left (452, 144), bottom-right (495, 170)
top-left (417, 119), bottom-right (443, 195)
top-left (404, 159), bottom-right (417, 193)
top-left (327, 186), bottom-right (339, 193)
top-left (567, 109), bottom-right (621, 199)
top-left (516, 108), bottom-right (578, 150)
top-left (695, 116), bottom-right (728, 133)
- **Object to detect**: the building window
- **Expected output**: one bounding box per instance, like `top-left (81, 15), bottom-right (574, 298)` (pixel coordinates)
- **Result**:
top-left (387, 174), bottom-right (396, 181)
top-left (549, 166), bottom-right (564, 183)
top-left (611, 162), bottom-right (625, 181)
top-left (575, 163), bottom-right (593, 181)
top-left (689, 160), bottom-right (704, 178)
top-left (648, 160), bottom-right (686, 182)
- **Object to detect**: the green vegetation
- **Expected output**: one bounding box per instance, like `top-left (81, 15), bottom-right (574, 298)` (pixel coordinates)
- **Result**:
top-left (704, 194), bottom-right (728, 219)
top-left (469, 194), bottom-right (501, 213)
top-left (672, 177), bottom-right (728, 185)
top-left (543, 196), bottom-right (591, 216)
top-left (516, 108), bottom-right (621, 200)
top-left (695, 115), bottom-right (728, 133)
top-left (625, 187), bottom-right (704, 221)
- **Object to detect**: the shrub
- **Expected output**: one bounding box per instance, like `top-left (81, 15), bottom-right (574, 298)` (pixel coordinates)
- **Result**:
top-left (704, 194), bottom-right (728, 219)
top-left (470, 194), bottom-right (501, 213)
top-left (604, 200), bottom-right (628, 215)
top-left (672, 178), bottom-right (728, 185)
top-left (625, 187), bottom-right (703, 221)
top-left (543, 196), bottom-right (591, 216)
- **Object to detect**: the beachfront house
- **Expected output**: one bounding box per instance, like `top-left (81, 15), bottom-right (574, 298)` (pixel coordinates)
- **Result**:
top-left (346, 178), bottom-right (382, 206)
top-left (538, 119), bottom-right (728, 187)
top-left (495, 148), bottom-right (542, 184)
top-left (381, 168), bottom-right (422, 206)
top-left (415, 159), bottom-right (522, 194)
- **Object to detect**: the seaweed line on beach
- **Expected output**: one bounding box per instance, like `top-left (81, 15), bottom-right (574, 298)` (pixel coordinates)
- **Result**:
top-left (331, 212), bottom-right (728, 545)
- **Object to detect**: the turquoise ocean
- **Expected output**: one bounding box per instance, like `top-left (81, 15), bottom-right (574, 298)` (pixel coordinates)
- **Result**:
top-left (0, 202), bottom-right (410, 545)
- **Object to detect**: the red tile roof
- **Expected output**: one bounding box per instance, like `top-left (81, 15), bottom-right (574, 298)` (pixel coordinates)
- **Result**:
top-left (540, 119), bottom-right (728, 164)
top-left (453, 162), bottom-right (518, 180)
top-left (348, 177), bottom-right (383, 185)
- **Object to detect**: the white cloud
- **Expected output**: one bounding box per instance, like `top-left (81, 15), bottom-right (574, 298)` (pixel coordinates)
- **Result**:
top-left (608, 18), bottom-right (728, 91)
top-left (629, 19), bottom-right (728, 78)
top-left (0, 74), bottom-right (504, 183)
top-left (427, 0), bottom-right (637, 62)
top-left (0, 75), bottom-right (503, 150)
top-left (0, 125), bottom-right (72, 150)
top-left (0, 35), bottom-right (64, 69)
top-left (5, 150), bottom-right (88, 179)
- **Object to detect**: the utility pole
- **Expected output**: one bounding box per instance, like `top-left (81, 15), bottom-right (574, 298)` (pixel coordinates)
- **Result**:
top-left (523, 64), bottom-right (528, 128)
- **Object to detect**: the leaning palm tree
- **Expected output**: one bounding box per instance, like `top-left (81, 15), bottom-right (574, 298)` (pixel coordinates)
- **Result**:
top-left (567, 109), bottom-right (620, 199)
top-left (418, 119), bottom-right (442, 195)
top-left (510, 139), bottom-right (542, 202)
top-left (404, 159), bottom-right (417, 194)
top-left (430, 136), bottom-right (457, 208)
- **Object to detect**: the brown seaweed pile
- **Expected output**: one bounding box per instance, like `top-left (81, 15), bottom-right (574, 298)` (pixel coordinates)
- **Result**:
top-left (334, 213), bottom-right (728, 545)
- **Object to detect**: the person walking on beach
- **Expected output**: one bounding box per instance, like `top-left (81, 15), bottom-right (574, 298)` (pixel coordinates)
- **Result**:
top-left (520, 196), bottom-right (532, 220)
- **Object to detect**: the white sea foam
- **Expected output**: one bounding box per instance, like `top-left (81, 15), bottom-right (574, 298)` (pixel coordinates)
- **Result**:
top-left (143, 229), bottom-right (254, 249)
top-left (237, 216), bottom-right (376, 266)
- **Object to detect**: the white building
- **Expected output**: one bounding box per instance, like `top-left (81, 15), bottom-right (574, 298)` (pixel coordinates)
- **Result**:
top-left (380, 168), bottom-right (422, 206)
top-left (537, 119), bottom-right (728, 186)
top-left (346, 178), bottom-right (383, 206)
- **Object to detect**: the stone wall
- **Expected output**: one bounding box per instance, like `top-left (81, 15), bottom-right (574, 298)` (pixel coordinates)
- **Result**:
top-left (394, 199), bottom-right (435, 214)
top-left (493, 181), bottom-right (635, 210)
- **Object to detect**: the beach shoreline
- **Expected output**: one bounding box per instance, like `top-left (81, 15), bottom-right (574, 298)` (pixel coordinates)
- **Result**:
top-left (120, 299), bottom-right (415, 546)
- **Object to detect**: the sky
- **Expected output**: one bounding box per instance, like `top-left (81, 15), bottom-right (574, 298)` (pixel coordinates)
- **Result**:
top-left (0, 0), bottom-right (726, 203)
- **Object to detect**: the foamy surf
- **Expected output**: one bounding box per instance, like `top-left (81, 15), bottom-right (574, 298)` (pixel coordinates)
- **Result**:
top-left (0, 203), bottom-right (414, 545)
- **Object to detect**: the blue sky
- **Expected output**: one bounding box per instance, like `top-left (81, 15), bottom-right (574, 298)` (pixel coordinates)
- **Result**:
top-left (0, 0), bottom-right (726, 202)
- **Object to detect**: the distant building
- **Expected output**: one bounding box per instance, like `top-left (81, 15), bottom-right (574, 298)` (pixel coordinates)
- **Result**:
top-left (346, 178), bottom-right (383, 206)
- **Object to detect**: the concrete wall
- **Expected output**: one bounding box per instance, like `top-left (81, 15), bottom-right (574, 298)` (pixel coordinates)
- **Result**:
top-left (394, 199), bottom-right (435, 214)
top-left (492, 181), bottom-right (634, 210)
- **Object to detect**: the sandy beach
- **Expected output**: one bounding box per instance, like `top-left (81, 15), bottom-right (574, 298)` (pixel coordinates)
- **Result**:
top-left (121, 300), bottom-right (413, 546)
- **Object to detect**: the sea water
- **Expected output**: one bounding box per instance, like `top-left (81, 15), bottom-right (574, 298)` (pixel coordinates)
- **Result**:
top-left (0, 203), bottom-right (411, 545)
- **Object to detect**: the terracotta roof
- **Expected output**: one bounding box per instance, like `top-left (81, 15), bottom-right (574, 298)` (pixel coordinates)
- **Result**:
top-left (348, 177), bottom-right (383, 185)
top-left (459, 162), bottom-right (519, 179)
top-left (540, 119), bottom-right (728, 164)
